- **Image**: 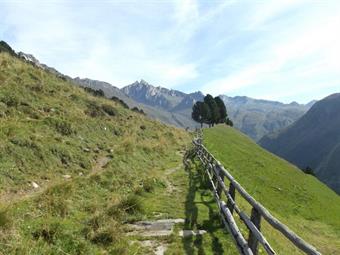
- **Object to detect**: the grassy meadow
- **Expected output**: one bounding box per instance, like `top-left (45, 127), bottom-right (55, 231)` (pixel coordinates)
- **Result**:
top-left (203, 125), bottom-right (340, 254)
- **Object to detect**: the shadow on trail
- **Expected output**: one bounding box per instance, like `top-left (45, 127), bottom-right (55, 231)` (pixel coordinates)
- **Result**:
top-left (182, 150), bottom-right (225, 255)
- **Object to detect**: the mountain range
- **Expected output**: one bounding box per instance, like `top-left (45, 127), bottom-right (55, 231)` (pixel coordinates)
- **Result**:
top-left (260, 93), bottom-right (340, 194)
top-left (220, 95), bottom-right (314, 141)
top-left (1, 41), bottom-right (314, 141)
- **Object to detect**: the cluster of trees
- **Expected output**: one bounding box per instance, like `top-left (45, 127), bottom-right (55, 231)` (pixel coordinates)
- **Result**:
top-left (192, 94), bottom-right (233, 128)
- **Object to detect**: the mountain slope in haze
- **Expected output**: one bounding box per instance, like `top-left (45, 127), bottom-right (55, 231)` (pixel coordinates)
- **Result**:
top-left (121, 80), bottom-right (187, 111)
top-left (73, 78), bottom-right (201, 129)
top-left (73, 77), bottom-right (134, 105)
top-left (204, 125), bottom-right (340, 254)
top-left (220, 95), bottom-right (313, 141)
top-left (259, 93), bottom-right (340, 194)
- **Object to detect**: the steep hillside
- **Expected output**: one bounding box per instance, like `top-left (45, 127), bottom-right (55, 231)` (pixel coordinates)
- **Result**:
top-left (220, 95), bottom-right (312, 141)
top-left (259, 93), bottom-right (340, 194)
top-left (0, 52), bottom-right (240, 254)
top-left (204, 125), bottom-right (340, 254)
top-left (0, 51), bottom-right (189, 253)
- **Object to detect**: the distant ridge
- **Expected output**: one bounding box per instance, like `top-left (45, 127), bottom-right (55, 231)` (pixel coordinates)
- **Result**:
top-left (260, 93), bottom-right (340, 194)
top-left (220, 95), bottom-right (313, 141)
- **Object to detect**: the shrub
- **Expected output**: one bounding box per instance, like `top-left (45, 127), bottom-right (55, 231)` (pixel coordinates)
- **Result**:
top-left (118, 194), bottom-right (143, 215)
top-left (225, 118), bottom-right (233, 127)
top-left (44, 117), bottom-right (75, 136)
top-left (85, 101), bottom-right (105, 117)
top-left (18, 104), bottom-right (40, 119)
top-left (32, 221), bottom-right (62, 244)
top-left (1, 94), bottom-right (20, 107)
top-left (131, 107), bottom-right (145, 115)
top-left (107, 194), bottom-right (144, 217)
top-left (142, 178), bottom-right (155, 193)
top-left (303, 166), bottom-right (315, 176)
top-left (111, 96), bottom-right (129, 109)
top-left (51, 146), bottom-right (72, 165)
top-left (0, 209), bottom-right (11, 229)
top-left (101, 104), bottom-right (117, 116)
top-left (55, 120), bottom-right (74, 136)
top-left (83, 87), bottom-right (105, 97)
top-left (91, 230), bottom-right (113, 246)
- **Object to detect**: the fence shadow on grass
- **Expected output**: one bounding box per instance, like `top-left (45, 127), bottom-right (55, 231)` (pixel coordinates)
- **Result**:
top-left (182, 150), bottom-right (225, 255)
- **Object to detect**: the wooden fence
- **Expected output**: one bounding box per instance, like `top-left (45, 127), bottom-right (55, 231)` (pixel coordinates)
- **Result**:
top-left (193, 134), bottom-right (321, 255)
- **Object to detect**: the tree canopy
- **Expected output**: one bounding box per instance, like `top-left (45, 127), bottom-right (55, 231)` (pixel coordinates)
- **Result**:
top-left (192, 95), bottom-right (233, 127)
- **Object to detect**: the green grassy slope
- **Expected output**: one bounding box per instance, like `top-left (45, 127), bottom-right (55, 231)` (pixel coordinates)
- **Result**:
top-left (0, 52), bottom-right (238, 254)
top-left (0, 52), bottom-right (193, 254)
top-left (204, 125), bottom-right (340, 254)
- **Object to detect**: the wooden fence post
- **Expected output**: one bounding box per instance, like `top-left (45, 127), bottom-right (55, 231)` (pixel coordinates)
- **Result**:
top-left (226, 183), bottom-right (236, 214)
top-left (248, 207), bottom-right (261, 255)
top-left (216, 165), bottom-right (224, 199)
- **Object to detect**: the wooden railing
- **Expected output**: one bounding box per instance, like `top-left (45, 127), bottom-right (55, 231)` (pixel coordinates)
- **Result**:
top-left (193, 134), bottom-right (321, 255)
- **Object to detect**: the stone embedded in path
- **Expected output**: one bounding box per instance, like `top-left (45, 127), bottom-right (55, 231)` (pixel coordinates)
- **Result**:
top-left (179, 230), bottom-right (207, 237)
top-left (127, 219), bottom-right (184, 237)
top-left (131, 240), bottom-right (168, 255)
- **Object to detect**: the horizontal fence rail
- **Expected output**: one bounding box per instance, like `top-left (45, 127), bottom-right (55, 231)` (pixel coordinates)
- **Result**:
top-left (193, 133), bottom-right (321, 255)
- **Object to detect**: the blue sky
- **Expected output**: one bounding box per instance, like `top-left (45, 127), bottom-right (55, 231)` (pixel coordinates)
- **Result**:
top-left (1, 0), bottom-right (339, 103)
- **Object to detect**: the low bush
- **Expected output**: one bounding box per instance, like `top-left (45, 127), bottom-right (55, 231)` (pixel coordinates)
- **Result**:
top-left (111, 96), bottom-right (129, 109)
top-left (56, 121), bottom-right (73, 136)
top-left (83, 87), bottom-right (105, 97)
top-left (0, 209), bottom-right (11, 229)
top-left (131, 107), bottom-right (145, 115)
top-left (1, 94), bottom-right (20, 107)
top-left (85, 101), bottom-right (105, 117)
top-left (32, 221), bottom-right (62, 244)
top-left (101, 104), bottom-right (117, 116)
top-left (119, 194), bottom-right (143, 215)
top-left (44, 117), bottom-right (75, 136)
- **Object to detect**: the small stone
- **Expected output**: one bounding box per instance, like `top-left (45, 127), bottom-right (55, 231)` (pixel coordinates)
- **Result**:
top-left (63, 175), bottom-right (71, 179)
top-left (79, 172), bottom-right (84, 176)
top-left (179, 230), bottom-right (207, 237)
top-left (83, 147), bottom-right (90, 152)
top-left (31, 181), bottom-right (39, 189)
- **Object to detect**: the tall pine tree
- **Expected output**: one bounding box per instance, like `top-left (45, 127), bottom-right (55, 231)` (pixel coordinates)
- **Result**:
top-left (192, 101), bottom-right (211, 128)
top-left (214, 96), bottom-right (227, 123)
top-left (204, 94), bottom-right (220, 126)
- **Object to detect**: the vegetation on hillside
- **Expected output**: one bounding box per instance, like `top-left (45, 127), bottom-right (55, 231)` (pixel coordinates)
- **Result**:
top-left (0, 52), bottom-right (238, 254)
top-left (192, 94), bottom-right (233, 127)
top-left (0, 51), bottom-right (189, 253)
top-left (203, 125), bottom-right (340, 254)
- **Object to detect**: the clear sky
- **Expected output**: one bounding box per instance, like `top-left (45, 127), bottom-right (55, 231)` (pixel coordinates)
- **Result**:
top-left (1, 0), bottom-right (339, 103)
